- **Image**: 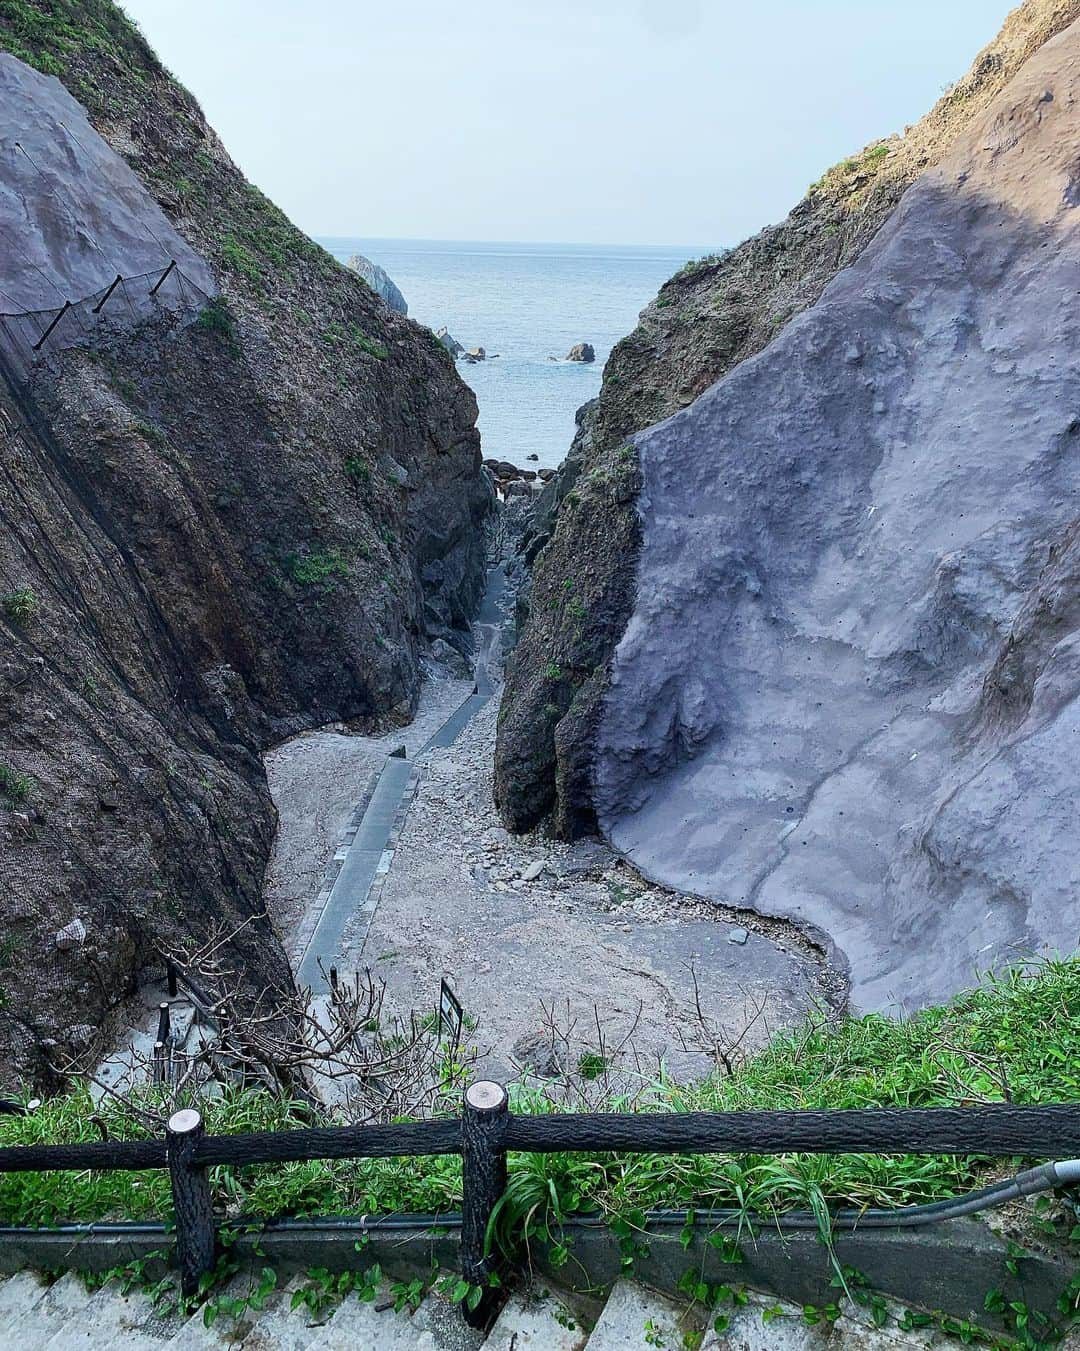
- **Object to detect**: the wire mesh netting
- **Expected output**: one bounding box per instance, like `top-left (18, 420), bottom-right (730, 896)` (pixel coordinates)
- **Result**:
top-left (0, 261), bottom-right (214, 381)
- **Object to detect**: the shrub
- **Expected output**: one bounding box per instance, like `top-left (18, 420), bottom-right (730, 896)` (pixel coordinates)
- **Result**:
top-left (351, 327), bottom-right (387, 360)
top-left (283, 549), bottom-right (350, 586)
top-left (0, 763), bottom-right (31, 809)
top-left (1, 586), bottom-right (37, 625)
top-left (344, 456), bottom-right (370, 482)
top-left (219, 233), bottom-right (261, 282)
top-left (195, 297), bottom-right (238, 350)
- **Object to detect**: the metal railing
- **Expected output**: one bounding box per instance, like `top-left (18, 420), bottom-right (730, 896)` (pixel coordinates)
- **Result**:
top-left (1, 1084), bottom-right (1078, 1327)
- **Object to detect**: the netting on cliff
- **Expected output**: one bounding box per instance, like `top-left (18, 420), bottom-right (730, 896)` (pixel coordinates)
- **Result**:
top-left (0, 260), bottom-right (214, 382)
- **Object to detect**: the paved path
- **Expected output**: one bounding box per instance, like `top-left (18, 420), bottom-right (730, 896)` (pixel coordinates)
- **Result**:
top-left (295, 566), bottom-right (506, 990)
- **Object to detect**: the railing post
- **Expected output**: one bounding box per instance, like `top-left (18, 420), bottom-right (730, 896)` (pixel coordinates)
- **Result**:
top-left (461, 1080), bottom-right (508, 1328)
top-left (166, 1108), bottom-right (215, 1297)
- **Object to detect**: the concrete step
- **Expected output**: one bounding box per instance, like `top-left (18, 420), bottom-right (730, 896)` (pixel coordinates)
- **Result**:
top-left (2, 1271), bottom-right (97, 1348)
top-left (583, 1279), bottom-right (698, 1350)
top-left (165, 1273), bottom-right (304, 1349)
top-left (481, 1286), bottom-right (586, 1350)
top-left (40, 1277), bottom-right (181, 1349)
top-left (0, 1270), bottom-right (50, 1339)
top-left (703, 1292), bottom-right (945, 1349)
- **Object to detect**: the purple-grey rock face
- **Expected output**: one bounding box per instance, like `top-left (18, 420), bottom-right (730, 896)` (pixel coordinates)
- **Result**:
top-left (595, 22), bottom-right (1080, 1011)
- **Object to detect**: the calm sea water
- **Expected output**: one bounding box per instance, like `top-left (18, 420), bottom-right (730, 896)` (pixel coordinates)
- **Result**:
top-left (319, 238), bottom-right (702, 469)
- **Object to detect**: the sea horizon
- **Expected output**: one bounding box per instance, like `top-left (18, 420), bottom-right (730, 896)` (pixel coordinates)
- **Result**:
top-left (318, 235), bottom-right (705, 468)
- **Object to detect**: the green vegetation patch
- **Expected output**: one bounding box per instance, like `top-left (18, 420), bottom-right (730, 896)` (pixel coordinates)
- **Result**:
top-left (0, 0), bottom-right (151, 79)
top-left (0, 762), bottom-right (32, 809)
top-left (282, 548), bottom-right (350, 586)
top-left (1, 585), bottom-right (37, 625)
top-left (194, 297), bottom-right (239, 353)
top-left (810, 140), bottom-right (893, 199)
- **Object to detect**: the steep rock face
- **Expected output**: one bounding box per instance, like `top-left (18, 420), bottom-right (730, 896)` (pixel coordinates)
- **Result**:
top-left (495, 0), bottom-right (1080, 837)
top-left (596, 19), bottom-right (1080, 1009)
top-left (0, 4), bottom-right (490, 1082)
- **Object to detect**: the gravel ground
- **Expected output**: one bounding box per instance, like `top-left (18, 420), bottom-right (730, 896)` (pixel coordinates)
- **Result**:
top-left (263, 672), bottom-right (473, 940)
top-left (345, 696), bottom-right (840, 1082)
top-left (263, 521), bottom-right (844, 1084)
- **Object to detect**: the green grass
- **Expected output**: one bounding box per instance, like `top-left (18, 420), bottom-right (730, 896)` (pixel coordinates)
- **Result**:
top-left (2, 959), bottom-right (1079, 1236)
top-left (194, 297), bottom-right (238, 351)
top-left (0, 0), bottom-right (152, 79)
top-left (810, 140), bottom-right (892, 197)
top-left (0, 762), bottom-right (32, 809)
top-left (351, 327), bottom-right (387, 360)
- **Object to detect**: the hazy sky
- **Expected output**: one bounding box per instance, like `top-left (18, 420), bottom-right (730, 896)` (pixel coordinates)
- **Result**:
top-left (122, 0), bottom-right (1011, 247)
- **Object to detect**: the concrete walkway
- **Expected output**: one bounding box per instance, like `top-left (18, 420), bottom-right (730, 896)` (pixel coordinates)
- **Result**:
top-left (295, 567), bottom-right (506, 990)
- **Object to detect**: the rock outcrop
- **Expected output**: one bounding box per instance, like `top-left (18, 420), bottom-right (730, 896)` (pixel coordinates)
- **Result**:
top-left (496, 0), bottom-right (1080, 1009)
top-left (496, 0), bottom-right (1080, 840)
top-left (565, 342), bottom-right (595, 363)
top-left (0, 8), bottom-right (490, 1083)
top-left (346, 253), bottom-right (408, 315)
top-left (436, 326), bottom-right (464, 357)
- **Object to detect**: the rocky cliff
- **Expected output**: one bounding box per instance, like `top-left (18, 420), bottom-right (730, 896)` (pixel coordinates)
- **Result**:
top-left (0, 2), bottom-right (491, 1083)
top-left (496, 0), bottom-right (1080, 842)
top-left (497, 0), bottom-right (1080, 1010)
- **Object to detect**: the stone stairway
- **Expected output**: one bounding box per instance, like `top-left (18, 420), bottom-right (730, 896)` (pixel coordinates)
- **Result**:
top-left (0, 1267), bottom-right (966, 1349)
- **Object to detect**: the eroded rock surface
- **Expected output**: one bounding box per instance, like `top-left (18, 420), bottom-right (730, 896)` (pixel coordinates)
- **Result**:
top-left (346, 253), bottom-right (408, 315)
top-left (597, 20), bottom-right (1080, 1009)
top-left (496, 0), bottom-right (1080, 840)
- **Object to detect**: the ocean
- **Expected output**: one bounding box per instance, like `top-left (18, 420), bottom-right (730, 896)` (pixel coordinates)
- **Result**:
top-left (318, 238), bottom-right (703, 470)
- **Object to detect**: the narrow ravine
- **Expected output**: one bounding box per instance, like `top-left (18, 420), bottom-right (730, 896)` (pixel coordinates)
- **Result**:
top-left (265, 542), bottom-right (844, 1079)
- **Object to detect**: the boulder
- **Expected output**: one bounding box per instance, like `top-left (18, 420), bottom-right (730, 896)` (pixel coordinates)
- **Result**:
top-left (54, 918), bottom-right (87, 951)
top-left (538, 468), bottom-right (557, 481)
top-left (346, 254), bottom-right (408, 314)
top-left (566, 342), bottom-right (595, 363)
top-left (464, 347), bottom-right (486, 363)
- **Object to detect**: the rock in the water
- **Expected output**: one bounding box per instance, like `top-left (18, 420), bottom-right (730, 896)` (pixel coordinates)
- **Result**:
top-left (566, 342), bottom-right (595, 363)
top-left (435, 326), bottom-right (463, 356)
top-left (346, 253), bottom-right (408, 315)
top-left (538, 467), bottom-right (557, 481)
top-left (527, 453), bottom-right (539, 461)
top-left (464, 346), bottom-right (486, 363)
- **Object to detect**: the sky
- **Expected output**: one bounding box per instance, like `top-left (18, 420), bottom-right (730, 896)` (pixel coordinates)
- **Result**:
top-left (121, 0), bottom-right (1012, 248)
